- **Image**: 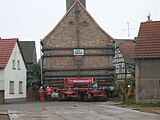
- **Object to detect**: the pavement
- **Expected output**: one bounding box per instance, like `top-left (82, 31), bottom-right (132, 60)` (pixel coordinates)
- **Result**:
top-left (0, 109), bottom-right (9, 120)
top-left (0, 101), bottom-right (160, 120)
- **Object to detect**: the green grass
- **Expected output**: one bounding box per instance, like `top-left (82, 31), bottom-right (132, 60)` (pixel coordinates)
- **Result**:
top-left (110, 97), bottom-right (122, 102)
top-left (0, 103), bottom-right (4, 106)
top-left (111, 97), bottom-right (160, 108)
top-left (121, 100), bottom-right (160, 107)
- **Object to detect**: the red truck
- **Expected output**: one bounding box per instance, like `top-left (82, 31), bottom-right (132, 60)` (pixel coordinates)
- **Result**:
top-left (58, 77), bottom-right (107, 102)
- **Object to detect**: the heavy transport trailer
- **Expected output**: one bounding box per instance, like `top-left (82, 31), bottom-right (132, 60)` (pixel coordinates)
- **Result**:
top-left (57, 77), bottom-right (107, 102)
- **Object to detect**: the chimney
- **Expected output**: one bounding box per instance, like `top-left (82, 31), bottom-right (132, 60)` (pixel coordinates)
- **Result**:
top-left (66, 0), bottom-right (86, 11)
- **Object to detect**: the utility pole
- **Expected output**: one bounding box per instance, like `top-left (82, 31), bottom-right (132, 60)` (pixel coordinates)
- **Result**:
top-left (40, 41), bottom-right (43, 85)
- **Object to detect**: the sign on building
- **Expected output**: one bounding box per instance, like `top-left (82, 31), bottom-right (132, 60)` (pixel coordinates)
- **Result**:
top-left (74, 49), bottom-right (84, 55)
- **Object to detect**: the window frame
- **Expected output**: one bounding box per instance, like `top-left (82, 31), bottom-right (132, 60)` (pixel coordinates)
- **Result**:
top-left (12, 60), bottom-right (16, 69)
top-left (17, 60), bottom-right (20, 70)
top-left (9, 81), bottom-right (15, 94)
top-left (19, 81), bottom-right (23, 94)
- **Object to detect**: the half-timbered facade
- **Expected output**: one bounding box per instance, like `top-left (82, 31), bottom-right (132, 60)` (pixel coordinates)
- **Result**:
top-left (114, 40), bottom-right (135, 80)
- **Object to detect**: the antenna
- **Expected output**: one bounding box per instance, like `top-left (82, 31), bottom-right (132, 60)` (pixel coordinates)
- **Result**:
top-left (127, 22), bottom-right (130, 38)
top-left (123, 22), bottom-right (135, 38)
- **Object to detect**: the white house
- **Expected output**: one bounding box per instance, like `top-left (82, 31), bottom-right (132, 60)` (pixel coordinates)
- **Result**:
top-left (0, 38), bottom-right (27, 103)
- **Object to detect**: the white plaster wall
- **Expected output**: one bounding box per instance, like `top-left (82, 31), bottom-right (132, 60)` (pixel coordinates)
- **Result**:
top-left (4, 43), bottom-right (26, 99)
top-left (0, 69), bottom-right (4, 90)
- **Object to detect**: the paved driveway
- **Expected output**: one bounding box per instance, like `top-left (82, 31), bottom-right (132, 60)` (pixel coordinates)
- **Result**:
top-left (0, 101), bottom-right (160, 120)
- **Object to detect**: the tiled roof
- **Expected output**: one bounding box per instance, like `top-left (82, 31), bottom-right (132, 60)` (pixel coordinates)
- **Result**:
top-left (134, 21), bottom-right (160, 58)
top-left (119, 41), bottom-right (136, 63)
top-left (0, 38), bottom-right (17, 68)
top-left (19, 41), bottom-right (37, 64)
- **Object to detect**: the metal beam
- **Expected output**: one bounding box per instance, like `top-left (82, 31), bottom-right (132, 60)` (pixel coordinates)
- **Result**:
top-left (43, 76), bottom-right (114, 81)
top-left (44, 74), bottom-right (114, 78)
top-left (43, 53), bottom-right (114, 57)
top-left (44, 66), bottom-right (115, 72)
top-left (42, 46), bottom-right (114, 51)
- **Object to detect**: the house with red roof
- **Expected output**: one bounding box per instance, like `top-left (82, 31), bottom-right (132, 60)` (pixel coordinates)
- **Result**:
top-left (0, 38), bottom-right (27, 103)
top-left (134, 21), bottom-right (160, 103)
top-left (114, 39), bottom-right (136, 80)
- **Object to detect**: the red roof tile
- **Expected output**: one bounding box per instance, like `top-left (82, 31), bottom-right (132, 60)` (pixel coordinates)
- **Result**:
top-left (134, 21), bottom-right (160, 58)
top-left (119, 41), bottom-right (136, 63)
top-left (0, 38), bottom-right (17, 68)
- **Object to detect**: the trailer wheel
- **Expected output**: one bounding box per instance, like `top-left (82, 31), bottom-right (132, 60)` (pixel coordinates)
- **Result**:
top-left (76, 95), bottom-right (81, 101)
top-left (84, 95), bottom-right (88, 102)
top-left (84, 94), bottom-right (94, 102)
top-left (58, 93), bottom-right (66, 101)
top-left (102, 97), bottom-right (107, 102)
top-left (58, 94), bottom-right (62, 101)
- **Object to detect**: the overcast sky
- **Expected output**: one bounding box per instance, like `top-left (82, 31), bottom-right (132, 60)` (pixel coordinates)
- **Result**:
top-left (0, 0), bottom-right (160, 59)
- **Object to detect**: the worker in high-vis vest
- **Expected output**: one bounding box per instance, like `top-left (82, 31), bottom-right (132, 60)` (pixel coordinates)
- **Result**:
top-left (46, 86), bottom-right (52, 101)
top-left (39, 86), bottom-right (44, 102)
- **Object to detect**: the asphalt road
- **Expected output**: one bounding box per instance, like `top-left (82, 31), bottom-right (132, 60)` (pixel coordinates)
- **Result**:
top-left (0, 101), bottom-right (160, 120)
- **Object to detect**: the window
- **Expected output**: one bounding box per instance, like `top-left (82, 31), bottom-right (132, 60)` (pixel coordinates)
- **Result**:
top-left (12, 60), bottom-right (16, 69)
top-left (19, 81), bottom-right (23, 94)
top-left (121, 63), bottom-right (124, 67)
top-left (17, 60), bottom-right (20, 70)
top-left (117, 74), bottom-right (122, 79)
top-left (119, 65), bottom-right (122, 73)
top-left (9, 81), bottom-right (14, 94)
top-left (120, 53), bottom-right (123, 57)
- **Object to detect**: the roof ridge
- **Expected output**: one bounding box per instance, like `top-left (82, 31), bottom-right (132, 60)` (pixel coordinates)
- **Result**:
top-left (0, 38), bottom-right (18, 40)
top-left (141, 21), bottom-right (160, 24)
